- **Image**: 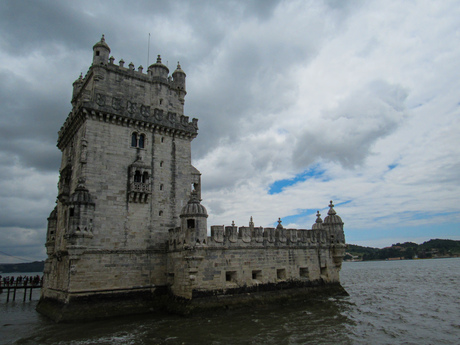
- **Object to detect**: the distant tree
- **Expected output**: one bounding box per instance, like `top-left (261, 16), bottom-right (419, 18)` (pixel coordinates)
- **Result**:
top-left (404, 247), bottom-right (415, 259)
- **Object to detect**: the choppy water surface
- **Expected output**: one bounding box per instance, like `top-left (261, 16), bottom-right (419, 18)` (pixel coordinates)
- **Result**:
top-left (1, 258), bottom-right (459, 345)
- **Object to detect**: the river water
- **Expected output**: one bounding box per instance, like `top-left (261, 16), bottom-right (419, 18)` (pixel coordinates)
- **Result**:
top-left (1, 258), bottom-right (459, 345)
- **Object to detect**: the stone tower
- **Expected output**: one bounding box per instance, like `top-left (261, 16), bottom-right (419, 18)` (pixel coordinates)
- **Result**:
top-left (38, 36), bottom-right (346, 322)
top-left (38, 36), bottom-right (201, 320)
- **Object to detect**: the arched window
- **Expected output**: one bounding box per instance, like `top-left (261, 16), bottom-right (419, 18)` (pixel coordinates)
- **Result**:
top-left (142, 172), bottom-right (149, 183)
top-left (131, 132), bottom-right (146, 148)
top-left (131, 133), bottom-right (138, 147)
top-left (134, 170), bottom-right (142, 183)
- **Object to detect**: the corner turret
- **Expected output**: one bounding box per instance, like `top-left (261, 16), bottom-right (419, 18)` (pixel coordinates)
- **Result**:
top-left (65, 178), bottom-right (95, 249)
top-left (172, 62), bottom-right (186, 91)
top-left (323, 200), bottom-right (345, 244)
top-left (148, 55), bottom-right (169, 80)
top-left (72, 73), bottom-right (83, 105)
top-left (172, 62), bottom-right (186, 105)
top-left (312, 211), bottom-right (323, 230)
top-left (92, 35), bottom-right (111, 66)
top-left (180, 191), bottom-right (208, 245)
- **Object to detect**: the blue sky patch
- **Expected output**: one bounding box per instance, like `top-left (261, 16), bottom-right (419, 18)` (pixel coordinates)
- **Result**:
top-left (268, 166), bottom-right (327, 195)
top-left (272, 209), bottom-right (318, 228)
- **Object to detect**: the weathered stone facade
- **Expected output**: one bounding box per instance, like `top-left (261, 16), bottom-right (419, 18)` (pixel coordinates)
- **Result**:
top-left (37, 36), bottom-right (346, 321)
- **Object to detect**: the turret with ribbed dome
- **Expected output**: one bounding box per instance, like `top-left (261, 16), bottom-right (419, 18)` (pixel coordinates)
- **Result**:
top-left (66, 178), bottom-right (95, 242)
top-left (180, 191), bottom-right (208, 245)
top-left (323, 201), bottom-right (343, 227)
top-left (148, 55), bottom-right (169, 80)
top-left (323, 200), bottom-right (345, 245)
top-left (172, 61), bottom-right (186, 105)
top-left (92, 34), bottom-right (110, 66)
top-left (72, 73), bottom-right (83, 104)
top-left (312, 211), bottom-right (323, 230)
top-left (172, 62), bottom-right (186, 91)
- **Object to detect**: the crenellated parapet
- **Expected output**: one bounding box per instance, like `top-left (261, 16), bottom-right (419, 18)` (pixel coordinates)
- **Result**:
top-left (168, 200), bottom-right (346, 251)
top-left (59, 35), bottom-right (196, 151)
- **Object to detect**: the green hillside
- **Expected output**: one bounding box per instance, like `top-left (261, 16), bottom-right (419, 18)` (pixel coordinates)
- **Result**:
top-left (0, 261), bottom-right (44, 273)
top-left (345, 239), bottom-right (460, 261)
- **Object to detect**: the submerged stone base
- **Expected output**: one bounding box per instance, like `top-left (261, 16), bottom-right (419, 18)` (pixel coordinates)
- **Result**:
top-left (36, 281), bottom-right (347, 322)
top-left (167, 281), bottom-right (348, 315)
top-left (36, 289), bottom-right (167, 323)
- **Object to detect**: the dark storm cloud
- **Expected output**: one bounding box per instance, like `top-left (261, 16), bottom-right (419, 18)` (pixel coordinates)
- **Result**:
top-left (0, 71), bottom-right (65, 172)
top-left (0, 1), bottom-right (96, 55)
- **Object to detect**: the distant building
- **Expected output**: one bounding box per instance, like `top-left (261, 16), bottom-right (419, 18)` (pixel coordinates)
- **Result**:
top-left (37, 36), bottom-right (346, 321)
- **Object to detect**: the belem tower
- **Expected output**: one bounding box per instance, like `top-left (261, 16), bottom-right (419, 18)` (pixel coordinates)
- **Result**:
top-left (37, 36), bottom-right (347, 321)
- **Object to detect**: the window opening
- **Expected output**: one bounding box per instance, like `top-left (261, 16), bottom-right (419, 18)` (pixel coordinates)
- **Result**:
top-left (139, 134), bottom-right (145, 148)
top-left (252, 270), bottom-right (262, 280)
top-left (277, 269), bottom-right (286, 280)
top-left (134, 171), bottom-right (142, 183)
top-left (226, 271), bottom-right (236, 282)
top-left (300, 267), bottom-right (309, 278)
top-left (142, 172), bottom-right (149, 183)
top-left (187, 219), bottom-right (195, 228)
top-left (131, 133), bottom-right (138, 147)
top-left (321, 267), bottom-right (328, 277)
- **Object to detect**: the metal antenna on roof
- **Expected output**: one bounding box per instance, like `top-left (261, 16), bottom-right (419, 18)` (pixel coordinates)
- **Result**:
top-left (147, 33), bottom-right (151, 68)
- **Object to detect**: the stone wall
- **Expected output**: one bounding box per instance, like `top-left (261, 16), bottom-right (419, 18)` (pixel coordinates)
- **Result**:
top-left (167, 219), bottom-right (346, 300)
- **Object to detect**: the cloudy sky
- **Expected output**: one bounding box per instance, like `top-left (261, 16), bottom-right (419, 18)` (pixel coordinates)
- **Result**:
top-left (1, 0), bottom-right (459, 263)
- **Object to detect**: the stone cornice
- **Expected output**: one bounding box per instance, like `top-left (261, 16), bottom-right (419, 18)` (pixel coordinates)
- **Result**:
top-left (57, 105), bottom-right (198, 150)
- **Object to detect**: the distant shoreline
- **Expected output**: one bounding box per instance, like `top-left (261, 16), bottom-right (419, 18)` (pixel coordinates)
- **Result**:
top-left (0, 261), bottom-right (44, 274)
top-left (345, 256), bottom-right (460, 263)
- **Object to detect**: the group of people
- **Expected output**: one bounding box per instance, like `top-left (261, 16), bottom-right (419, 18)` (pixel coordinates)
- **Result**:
top-left (0, 275), bottom-right (42, 287)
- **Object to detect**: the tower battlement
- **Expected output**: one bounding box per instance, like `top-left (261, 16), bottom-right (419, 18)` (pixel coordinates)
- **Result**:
top-left (169, 203), bottom-right (345, 250)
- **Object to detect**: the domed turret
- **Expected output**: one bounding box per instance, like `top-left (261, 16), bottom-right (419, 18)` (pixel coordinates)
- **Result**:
top-left (180, 191), bottom-right (208, 245)
top-left (312, 211), bottom-right (323, 230)
top-left (72, 73), bottom-right (84, 104)
top-left (172, 61), bottom-right (186, 91)
top-left (46, 206), bottom-right (58, 256)
top-left (323, 201), bottom-right (343, 226)
top-left (180, 191), bottom-right (207, 217)
top-left (148, 55), bottom-right (169, 80)
top-left (93, 35), bottom-right (111, 66)
top-left (69, 181), bottom-right (95, 205)
top-left (323, 200), bottom-right (345, 244)
top-left (67, 178), bottom-right (95, 242)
